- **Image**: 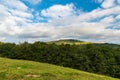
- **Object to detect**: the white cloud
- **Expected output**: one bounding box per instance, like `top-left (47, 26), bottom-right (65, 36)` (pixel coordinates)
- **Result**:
top-left (0, 1), bottom-right (120, 44)
top-left (39, 3), bottom-right (120, 43)
top-left (116, 15), bottom-right (120, 19)
top-left (25, 0), bottom-right (42, 5)
top-left (41, 4), bottom-right (75, 19)
top-left (0, 4), bottom-right (11, 22)
top-left (0, 16), bottom-right (23, 36)
top-left (101, 0), bottom-right (115, 8)
top-left (69, 6), bottom-right (120, 23)
top-left (9, 9), bottom-right (33, 18)
top-left (100, 16), bottom-right (114, 24)
top-left (1, 0), bottom-right (28, 11)
top-left (0, 0), bottom-right (31, 39)
top-left (18, 24), bottom-right (57, 39)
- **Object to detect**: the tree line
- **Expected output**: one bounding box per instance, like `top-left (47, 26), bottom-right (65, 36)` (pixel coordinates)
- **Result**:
top-left (0, 41), bottom-right (120, 78)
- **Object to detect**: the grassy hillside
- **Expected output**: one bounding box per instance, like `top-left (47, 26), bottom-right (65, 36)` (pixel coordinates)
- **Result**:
top-left (48, 39), bottom-right (93, 45)
top-left (0, 58), bottom-right (119, 80)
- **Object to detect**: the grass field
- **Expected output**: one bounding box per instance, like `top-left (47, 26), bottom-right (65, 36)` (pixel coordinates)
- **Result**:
top-left (0, 58), bottom-right (119, 80)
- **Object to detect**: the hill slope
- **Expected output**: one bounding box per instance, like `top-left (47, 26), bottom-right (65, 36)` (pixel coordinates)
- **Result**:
top-left (0, 58), bottom-right (119, 80)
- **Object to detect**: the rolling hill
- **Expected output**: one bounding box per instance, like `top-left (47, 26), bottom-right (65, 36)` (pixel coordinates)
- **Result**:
top-left (48, 39), bottom-right (120, 47)
top-left (48, 39), bottom-right (93, 45)
top-left (0, 58), bottom-right (119, 80)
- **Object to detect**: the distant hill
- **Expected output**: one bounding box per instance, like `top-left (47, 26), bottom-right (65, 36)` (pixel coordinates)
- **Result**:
top-left (48, 39), bottom-right (93, 45)
top-left (92, 43), bottom-right (120, 48)
top-left (0, 57), bottom-right (119, 80)
top-left (47, 39), bottom-right (120, 47)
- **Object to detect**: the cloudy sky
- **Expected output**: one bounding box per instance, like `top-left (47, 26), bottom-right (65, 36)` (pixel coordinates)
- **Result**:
top-left (0, 0), bottom-right (120, 43)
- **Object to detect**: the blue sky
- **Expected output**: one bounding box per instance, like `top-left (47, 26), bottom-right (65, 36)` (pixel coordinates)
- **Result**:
top-left (20, 0), bottom-right (102, 23)
top-left (21, 0), bottom-right (101, 12)
top-left (0, 0), bottom-right (120, 43)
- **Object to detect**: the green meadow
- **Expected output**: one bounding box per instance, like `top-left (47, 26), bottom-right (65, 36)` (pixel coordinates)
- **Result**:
top-left (0, 58), bottom-right (119, 80)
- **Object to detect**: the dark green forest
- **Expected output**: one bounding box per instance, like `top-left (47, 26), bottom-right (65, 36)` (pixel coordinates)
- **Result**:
top-left (0, 41), bottom-right (120, 78)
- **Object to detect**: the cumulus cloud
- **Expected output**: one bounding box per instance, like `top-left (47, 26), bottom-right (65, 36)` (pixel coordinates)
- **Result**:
top-left (0, 0), bottom-right (28, 11)
top-left (0, 0), bottom-right (120, 44)
top-left (41, 4), bottom-right (75, 19)
top-left (9, 10), bottom-right (33, 18)
top-left (77, 6), bottom-right (120, 21)
top-left (101, 0), bottom-right (115, 8)
top-left (39, 3), bottom-right (120, 43)
top-left (0, 0), bottom-right (31, 41)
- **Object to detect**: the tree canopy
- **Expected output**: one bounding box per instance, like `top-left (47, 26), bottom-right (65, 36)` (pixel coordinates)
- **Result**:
top-left (0, 41), bottom-right (120, 78)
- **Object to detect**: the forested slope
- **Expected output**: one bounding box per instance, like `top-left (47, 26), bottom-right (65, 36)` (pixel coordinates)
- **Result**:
top-left (0, 40), bottom-right (120, 78)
